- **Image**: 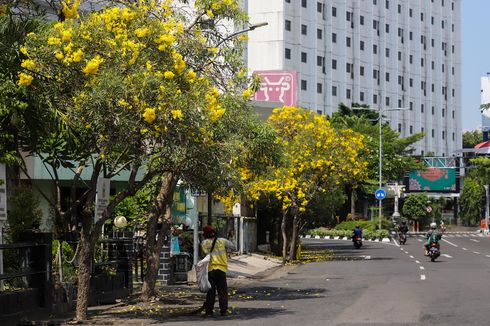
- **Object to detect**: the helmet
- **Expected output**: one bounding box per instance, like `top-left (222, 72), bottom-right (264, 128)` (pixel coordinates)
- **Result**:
top-left (430, 222), bottom-right (437, 229)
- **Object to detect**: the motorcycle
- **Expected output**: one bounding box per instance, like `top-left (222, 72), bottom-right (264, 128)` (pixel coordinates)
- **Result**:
top-left (353, 236), bottom-right (363, 249)
top-left (428, 242), bottom-right (440, 262)
top-left (398, 232), bottom-right (407, 245)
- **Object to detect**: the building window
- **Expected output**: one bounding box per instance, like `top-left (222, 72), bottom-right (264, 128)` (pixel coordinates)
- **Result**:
top-left (421, 104), bottom-right (424, 112)
top-left (385, 0), bottom-right (389, 9)
top-left (346, 63), bottom-right (351, 73)
top-left (442, 64), bottom-right (445, 72)
top-left (442, 131), bottom-right (445, 139)
top-left (332, 6), bottom-right (337, 17)
top-left (385, 48), bottom-right (390, 57)
top-left (398, 123), bottom-right (402, 133)
top-left (285, 0), bottom-right (290, 3)
top-left (373, 44), bottom-right (377, 54)
top-left (453, 132), bottom-right (455, 141)
top-left (317, 110), bottom-right (322, 115)
top-left (317, 56), bottom-right (323, 66)
top-left (301, 52), bottom-right (307, 63)
top-left (332, 59), bottom-right (337, 69)
top-left (317, 2), bottom-right (322, 12)
top-left (332, 85), bottom-right (337, 96)
top-left (410, 78), bottom-right (413, 87)
top-left (432, 106), bottom-right (435, 115)
top-left (421, 58), bottom-right (424, 66)
top-left (360, 66), bottom-right (365, 76)
top-left (410, 102), bottom-right (413, 110)
top-left (332, 33), bottom-right (337, 43)
top-left (302, 0), bottom-right (307, 8)
top-left (452, 67), bottom-right (455, 75)
top-left (398, 51), bottom-right (402, 61)
top-left (409, 31), bottom-right (413, 40)
top-left (398, 4), bottom-right (401, 13)
top-left (442, 108), bottom-right (445, 117)
top-left (452, 89), bottom-right (455, 97)
top-left (346, 11), bottom-right (351, 21)
top-left (360, 15), bottom-right (364, 25)
top-left (409, 8), bottom-right (412, 17)
top-left (442, 20), bottom-right (445, 29)
top-left (385, 96), bottom-right (390, 106)
top-left (317, 83), bottom-right (322, 94)
top-left (385, 23), bottom-right (389, 33)
top-left (431, 83), bottom-right (434, 92)
top-left (432, 38), bottom-right (435, 47)
top-left (346, 37), bottom-right (351, 47)
top-left (285, 20), bottom-right (291, 31)
top-left (398, 99), bottom-right (402, 107)
top-left (409, 55), bottom-right (413, 64)
top-left (358, 92), bottom-right (364, 101)
top-left (373, 0), bottom-right (377, 5)
top-left (317, 28), bottom-right (322, 39)
top-left (360, 40), bottom-right (365, 50)
top-left (452, 24), bottom-right (455, 32)
top-left (432, 129), bottom-right (435, 137)
top-left (420, 12), bottom-right (424, 21)
top-left (373, 94), bottom-right (378, 104)
top-left (431, 61), bottom-right (435, 69)
top-left (431, 16), bottom-right (434, 25)
top-left (385, 72), bottom-right (390, 82)
top-left (285, 48), bottom-right (291, 59)
top-left (373, 69), bottom-right (378, 79)
top-left (373, 19), bottom-right (378, 30)
top-left (410, 125), bottom-right (413, 134)
top-left (301, 24), bottom-right (307, 35)
top-left (452, 110), bottom-right (455, 118)
top-left (346, 89), bottom-right (351, 99)
top-left (301, 79), bottom-right (307, 90)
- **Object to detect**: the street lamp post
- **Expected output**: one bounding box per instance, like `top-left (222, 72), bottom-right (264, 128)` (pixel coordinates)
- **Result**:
top-left (376, 107), bottom-right (407, 229)
top-left (215, 22), bottom-right (268, 47)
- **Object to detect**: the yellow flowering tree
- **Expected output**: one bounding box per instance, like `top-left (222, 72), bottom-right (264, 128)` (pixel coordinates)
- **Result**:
top-left (248, 107), bottom-right (368, 263)
top-left (19, 0), bottom-right (258, 320)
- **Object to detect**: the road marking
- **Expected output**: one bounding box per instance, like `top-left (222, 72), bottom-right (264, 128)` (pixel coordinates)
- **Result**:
top-left (470, 239), bottom-right (480, 243)
top-left (409, 255), bottom-right (414, 259)
top-left (393, 239), bottom-right (400, 247)
top-left (442, 238), bottom-right (459, 247)
top-left (462, 247), bottom-right (468, 251)
top-left (400, 248), bottom-right (404, 251)
top-left (486, 255), bottom-right (490, 258)
top-left (417, 239), bottom-right (423, 242)
top-left (442, 254), bottom-right (453, 258)
top-left (415, 260), bottom-right (420, 264)
top-left (405, 251), bottom-right (409, 254)
top-left (420, 266), bottom-right (425, 270)
top-left (420, 274), bottom-right (426, 280)
top-left (473, 251), bottom-right (480, 255)
top-left (456, 234), bottom-right (462, 237)
top-left (364, 255), bottom-right (371, 260)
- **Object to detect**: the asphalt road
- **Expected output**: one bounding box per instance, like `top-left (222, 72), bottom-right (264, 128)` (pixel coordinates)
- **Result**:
top-left (163, 232), bottom-right (490, 326)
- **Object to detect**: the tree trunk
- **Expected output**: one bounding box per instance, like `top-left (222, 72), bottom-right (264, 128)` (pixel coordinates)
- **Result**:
top-left (75, 224), bottom-right (94, 321)
top-left (350, 188), bottom-right (356, 219)
top-left (289, 215), bottom-right (299, 261)
top-left (141, 172), bottom-right (178, 301)
top-left (281, 209), bottom-right (288, 265)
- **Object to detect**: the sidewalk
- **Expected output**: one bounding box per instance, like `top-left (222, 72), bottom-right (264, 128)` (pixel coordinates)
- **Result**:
top-left (53, 253), bottom-right (285, 325)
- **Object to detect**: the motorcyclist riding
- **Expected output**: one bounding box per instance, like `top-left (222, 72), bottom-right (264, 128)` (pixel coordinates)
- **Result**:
top-left (398, 221), bottom-right (409, 234)
top-left (424, 222), bottom-right (443, 256)
top-left (353, 225), bottom-right (362, 240)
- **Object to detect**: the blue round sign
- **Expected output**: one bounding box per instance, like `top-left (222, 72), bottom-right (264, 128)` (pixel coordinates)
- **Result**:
top-left (375, 189), bottom-right (386, 200)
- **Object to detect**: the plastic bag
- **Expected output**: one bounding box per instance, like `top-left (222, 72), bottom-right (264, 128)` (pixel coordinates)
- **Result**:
top-left (196, 254), bottom-right (211, 293)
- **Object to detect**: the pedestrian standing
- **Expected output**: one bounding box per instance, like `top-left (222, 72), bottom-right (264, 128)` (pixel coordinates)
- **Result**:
top-left (201, 224), bottom-right (236, 316)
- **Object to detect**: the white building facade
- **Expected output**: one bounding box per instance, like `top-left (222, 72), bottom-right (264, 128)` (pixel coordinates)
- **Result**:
top-left (246, 0), bottom-right (462, 157)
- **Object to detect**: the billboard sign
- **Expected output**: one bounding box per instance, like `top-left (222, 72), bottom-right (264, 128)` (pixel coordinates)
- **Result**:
top-left (252, 70), bottom-right (297, 106)
top-left (408, 167), bottom-right (457, 192)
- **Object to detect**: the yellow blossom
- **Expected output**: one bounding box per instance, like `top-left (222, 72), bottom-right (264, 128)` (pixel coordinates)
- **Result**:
top-left (18, 72), bottom-right (33, 86)
top-left (61, 28), bottom-right (73, 42)
top-left (206, 10), bottom-right (214, 18)
top-left (21, 59), bottom-right (35, 70)
top-left (55, 52), bottom-right (64, 60)
top-left (72, 49), bottom-right (83, 62)
top-left (143, 108), bottom-right (156, 123)
top-left (135, 27), bottom-right (150, 38)
top-left (164, 71), bottom-right (175, 79)
top-left (20, 47), bottom-right (28, 55)
top-left (82, 55), bottom-right (103, 75)
top-left (242, 89), bottom-right (252, 98)
top-left (48, 37), bottom-right (61, 45)
top-left (171, 109), bottom-right (183, 120)
top-left (62, 0), bottom-right (80, 19)
top-left (187, 70), bottom-right (196, 81)
top-left (208, 47), bottom-right (218, 54)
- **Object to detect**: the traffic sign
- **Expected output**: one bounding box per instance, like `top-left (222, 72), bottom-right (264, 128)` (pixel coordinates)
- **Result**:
top-left (375, 189), bottom-right (386, 200)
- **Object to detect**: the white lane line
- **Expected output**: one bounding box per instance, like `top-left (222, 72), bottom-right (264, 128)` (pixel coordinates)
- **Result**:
top-left (420, 274), bottom-right (426, 280)
top-left (420, 266), bottom-right (425, 270)
top-left (473, 251), bottom-right (481, 255)
top-left (486, 255), bottom-right (490, 258)
top-left (470, 239), bottom-right (480, 243)
top-left (462, 247), bottom-right (468, 251)
top-left (415, 260), bottom-right (420, 264)
top-left (417, 239), bottom-right (423, 242)
top-left (393, 238), bottom-right (400, 247)
top-left (400, 248), bottom-right (404, 251)
top-left (442, 238), bottom-right (459, 247)
top-left (409, 255), bottom-right (415, 259)
top-left (405, 251), bottom-right (409, 254)
top-left (442, 254), bottom-right (453, 258)
top-left (456, 234), bottom-right (462, 237)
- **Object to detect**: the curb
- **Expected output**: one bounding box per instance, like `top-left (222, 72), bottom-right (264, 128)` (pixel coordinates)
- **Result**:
top-left (301, 235), bottom-right (391, 243)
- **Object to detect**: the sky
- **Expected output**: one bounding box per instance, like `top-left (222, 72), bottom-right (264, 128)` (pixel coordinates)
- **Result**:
top-left (461, 0), bottom-right (490, 131)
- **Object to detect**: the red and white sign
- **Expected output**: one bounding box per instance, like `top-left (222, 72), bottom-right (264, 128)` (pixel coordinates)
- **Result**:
top-left (252, 70), bottom-right (298, 106)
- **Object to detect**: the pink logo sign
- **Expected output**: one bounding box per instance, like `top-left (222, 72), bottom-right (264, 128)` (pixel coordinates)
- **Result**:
top-left (252, 70), bottom-right (297, 106)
